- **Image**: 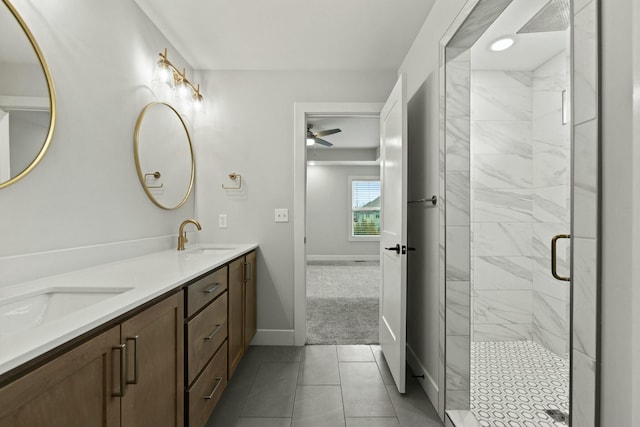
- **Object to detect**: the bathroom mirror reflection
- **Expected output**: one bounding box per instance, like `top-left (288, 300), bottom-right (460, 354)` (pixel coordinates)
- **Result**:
top-left (134, 102), bottom-right (194, 210)
top-left (0, 0), bottom-right (56, 189)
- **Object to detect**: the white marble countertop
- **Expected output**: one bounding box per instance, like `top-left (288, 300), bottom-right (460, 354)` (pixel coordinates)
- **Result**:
top-left (0, 243), bottom-right (258, 377)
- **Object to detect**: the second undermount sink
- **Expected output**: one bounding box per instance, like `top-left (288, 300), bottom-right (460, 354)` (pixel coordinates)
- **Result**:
top-left (184, 246), bottom-right (238, 256)
top-left (0, 287), bottom-right (132, 337)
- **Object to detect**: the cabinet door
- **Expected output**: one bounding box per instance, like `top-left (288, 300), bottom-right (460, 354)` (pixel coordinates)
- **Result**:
top-left (0, 326), bottom-right (121, 427)
top-left (121, 293), bottom-right (184, 427)
top-left (244, 251), bottom-right (257, 350)
top-left (227, 257), bottom-right (244, 378)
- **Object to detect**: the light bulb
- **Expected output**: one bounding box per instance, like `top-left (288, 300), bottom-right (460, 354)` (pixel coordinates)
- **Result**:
top-left (153, 59), bottom-right (174, 89)
top-left (306, 138), bottom-right (315, 146)
top-left (193, 93), bottom-right (204, 111)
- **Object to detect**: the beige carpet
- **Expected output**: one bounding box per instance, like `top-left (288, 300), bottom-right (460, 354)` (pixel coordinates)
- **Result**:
top-left (306, 262), bottom-right (379, 344)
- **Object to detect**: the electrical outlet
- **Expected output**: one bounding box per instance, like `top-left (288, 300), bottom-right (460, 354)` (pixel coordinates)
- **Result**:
top-left (218, 214), bottom-right (227, 228)
top-left (275, 208), bottom-right (289, 223)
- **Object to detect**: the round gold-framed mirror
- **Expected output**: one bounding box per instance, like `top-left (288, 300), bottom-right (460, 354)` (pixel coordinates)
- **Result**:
top-left (134, 102), bottom-right (195, 210)
top-left (0, 0), bottom-right (56, 190)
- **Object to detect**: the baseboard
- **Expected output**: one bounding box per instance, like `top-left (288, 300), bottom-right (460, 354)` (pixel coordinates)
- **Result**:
top-left (306, 254), bottom-right (380, 262)
top-left (406, 344), bottom-right (439, 409)
top-left (251, 329), bottom-right (296, 346)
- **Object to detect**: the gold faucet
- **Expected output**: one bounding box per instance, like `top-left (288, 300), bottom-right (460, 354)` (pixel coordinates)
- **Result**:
top-left (177, 219), bottom-right (202, 250)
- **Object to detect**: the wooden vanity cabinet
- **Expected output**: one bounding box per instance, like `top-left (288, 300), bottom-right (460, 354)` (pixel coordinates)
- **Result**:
top-left (0, 292), bottom-right (184, 427)
top-left (121, 293), bottom-right (184, 427)
top-left (184, 266), bottom-right (229, 427)
top-left (228, 251), bottom-right (257, 378)
top-left (0, 326), bottom-right (121, 427)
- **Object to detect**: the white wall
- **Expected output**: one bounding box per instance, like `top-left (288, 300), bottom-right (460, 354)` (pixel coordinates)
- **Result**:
top-left (306, 164), bottom-right (380, 259)
top-left (193, 70), bottom-right (396, 334)
top-left (0, 0), bottom-right (196, 286)
top-left (406, 72), bottom-right (441, 405)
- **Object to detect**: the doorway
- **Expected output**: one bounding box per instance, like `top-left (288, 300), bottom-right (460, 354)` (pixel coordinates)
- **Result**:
top-left (305, 115), bottom-right (381, 344)
top-left (293, 102), bottom-right (383, 347)
top-left (441, 0), bottom-right (600, 426)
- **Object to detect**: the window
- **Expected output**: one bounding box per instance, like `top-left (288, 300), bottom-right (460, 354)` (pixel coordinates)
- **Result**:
top-left (349, 177), bottom-right (380, 240)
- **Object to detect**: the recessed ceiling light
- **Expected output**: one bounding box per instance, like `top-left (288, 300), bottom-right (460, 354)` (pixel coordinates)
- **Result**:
top-left (490, 37), bottom-right (515, 52)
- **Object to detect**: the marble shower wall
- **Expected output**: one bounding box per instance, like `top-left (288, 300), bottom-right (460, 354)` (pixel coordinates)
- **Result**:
top-left (470, 50), bottom-right (571, 358)
top-left (444, 48), bottom-right (471, 410)
top-left (470, 70), bottom-right (534, 343)
top-left (531, 51), bottom-right (571, 357)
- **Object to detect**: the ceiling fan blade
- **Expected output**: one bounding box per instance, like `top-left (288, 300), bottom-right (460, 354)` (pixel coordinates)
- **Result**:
top-left (315, 128), bottom-right (341, 137)
top-left (314, 138), bottom-right (333, 147)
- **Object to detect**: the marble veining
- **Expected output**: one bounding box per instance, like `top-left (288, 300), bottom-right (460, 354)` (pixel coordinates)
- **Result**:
top-left (474, 323), bottom-right (531, 342)
top-left (446, 281), bottom-right (471, 336)
top-left (472, 154), bottom-right (533, 190)
top-left (471, 85), bottom-right (532, 121)
top-left (573, 1), bottom-right (598, 125)
top-left (572, 238), bottom-right (597, 359)
top-left (473, 290), bottom-right (531, 325)
top-left (472, 256), bottom-right (532, 290)
top-left (473, 223), bottom-right (532, 257)
top-left (471, 121), bottom-right (532, 156)
top-left (472, 188), bottom-right (532, 223)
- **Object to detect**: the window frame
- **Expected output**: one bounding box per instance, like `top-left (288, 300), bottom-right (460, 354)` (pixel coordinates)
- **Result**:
top-left (348, 176), bottom-right (381, 242)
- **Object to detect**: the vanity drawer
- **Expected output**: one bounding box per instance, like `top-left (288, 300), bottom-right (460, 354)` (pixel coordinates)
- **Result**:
top-left (187, 292), bottom-right (227, 384)
top-left (186, 266), bottom-right (227, 317)
top-left (186, 341), bottom-right (228, 427)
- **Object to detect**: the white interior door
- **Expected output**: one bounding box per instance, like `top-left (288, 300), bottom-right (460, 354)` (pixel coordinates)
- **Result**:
top-left (379, 75), bottom-right (407, 393)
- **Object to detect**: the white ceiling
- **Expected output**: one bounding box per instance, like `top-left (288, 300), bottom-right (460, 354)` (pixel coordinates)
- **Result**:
top-left (307, 116), bottom-right (379, 149)
top-left (133, 0), bottom-right (435, 71)
top-left (471, 0), bottom-right (569, 71)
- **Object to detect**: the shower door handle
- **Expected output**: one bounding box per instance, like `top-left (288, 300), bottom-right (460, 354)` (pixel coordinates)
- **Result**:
top-left (551, 234), bottom-right (571, 282)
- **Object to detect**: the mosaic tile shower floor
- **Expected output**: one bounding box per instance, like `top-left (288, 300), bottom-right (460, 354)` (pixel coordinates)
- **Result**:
top-left (471, 341), bottom-right (569, 427)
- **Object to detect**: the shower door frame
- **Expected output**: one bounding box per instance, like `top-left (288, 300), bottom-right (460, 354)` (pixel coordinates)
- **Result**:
top-left (439, 0), bottom-right (601, 425)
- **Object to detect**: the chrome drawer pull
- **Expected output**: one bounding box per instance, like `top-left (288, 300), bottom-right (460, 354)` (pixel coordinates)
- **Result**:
top-left (203, 377), bottom-right (223, 400)
top-left (204, 324), bottom-right (223, 340)
top-left (203, 284), bottom-right (220, 294)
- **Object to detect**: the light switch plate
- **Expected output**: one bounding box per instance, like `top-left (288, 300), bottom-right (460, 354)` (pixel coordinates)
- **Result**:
top-left (275, 208), bottom-right (289, 223)
top-left (218, 214), bottom-right (227, 228)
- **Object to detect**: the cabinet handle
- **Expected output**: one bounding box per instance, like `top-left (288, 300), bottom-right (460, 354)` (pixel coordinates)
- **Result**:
top-left (112, 344), bottom-right (126, 397)
top-left (203, 284), bottom-right (220, 294)
top-left (204, 324), bottom-right (224, 341)
top-left (243, 261), bottom-right (252, 282)
top-left (126, 335), bottom-right (139, 385)
top-left (203, 377), bottom-right (223, 400)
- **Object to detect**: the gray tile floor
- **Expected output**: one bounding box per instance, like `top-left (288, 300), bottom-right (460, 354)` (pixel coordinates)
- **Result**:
top-left (206, 345), bottom-right (444, 427)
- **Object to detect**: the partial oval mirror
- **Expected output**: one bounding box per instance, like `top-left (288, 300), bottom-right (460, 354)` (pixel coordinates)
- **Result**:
top-left (0, 0), bottom-right (56, 189)
top-left (134, 102), bottom-right (194, 210)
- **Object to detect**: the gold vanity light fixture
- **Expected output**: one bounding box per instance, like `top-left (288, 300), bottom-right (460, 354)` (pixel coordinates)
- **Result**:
top-left (155, 48), bottom-right (204, 110)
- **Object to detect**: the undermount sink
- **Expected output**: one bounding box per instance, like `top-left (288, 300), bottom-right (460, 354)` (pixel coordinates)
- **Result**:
top-left (184, 246), bottom-right (238, 256)
top-left (0, 287), bottom-right (132, 337)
